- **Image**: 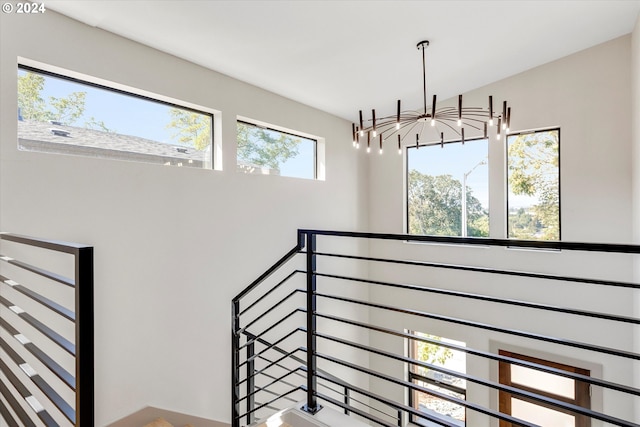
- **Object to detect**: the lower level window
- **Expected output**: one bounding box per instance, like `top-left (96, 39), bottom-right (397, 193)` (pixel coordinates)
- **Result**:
top-left (409, 333), bottom-right (467, 426)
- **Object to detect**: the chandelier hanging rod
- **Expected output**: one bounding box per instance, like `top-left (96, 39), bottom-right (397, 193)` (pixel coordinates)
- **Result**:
top-left (352, 40), bottom-right (512, 154)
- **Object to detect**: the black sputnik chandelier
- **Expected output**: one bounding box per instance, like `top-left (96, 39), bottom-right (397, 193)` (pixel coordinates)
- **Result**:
top-left (352, 40), bottom-right (511, 154)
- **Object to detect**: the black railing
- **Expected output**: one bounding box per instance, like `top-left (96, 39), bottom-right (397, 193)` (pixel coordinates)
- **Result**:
top-left (0, 233), bottom-right (94, 427)
top-left (231, 229), bottom-right (640, 427)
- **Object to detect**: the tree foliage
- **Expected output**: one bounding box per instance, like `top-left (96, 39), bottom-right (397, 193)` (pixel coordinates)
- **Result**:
top-left (237, 122), bottom-right (301, 171)
top-left (408, 170), bottom-right (488, 237)
top-left (508, 131), bottom-right (559, 240)
top-left (166, 108), bottom-right (211, 150)
top-left (18, 71), bottom-right (103, 130)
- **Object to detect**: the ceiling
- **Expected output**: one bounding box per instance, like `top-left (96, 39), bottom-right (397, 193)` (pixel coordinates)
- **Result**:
top-left (46, 1), bottom-right (640, 123)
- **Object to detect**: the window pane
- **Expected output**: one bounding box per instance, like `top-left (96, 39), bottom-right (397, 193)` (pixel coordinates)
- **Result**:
top-left (507, 129), bottom-right (560, 240)
top-left (511, 364), bottom-right (575, 399)
top-left (407, 140), bottom-right (488, 237)
top-left (413, 382), bottom-right (465, 426)
top-left (511, 398), bottom-right (575, 427)
top-left (18, 66), bottom-right (213, 168)
top-left (237, 121), bottom-right (316, 179)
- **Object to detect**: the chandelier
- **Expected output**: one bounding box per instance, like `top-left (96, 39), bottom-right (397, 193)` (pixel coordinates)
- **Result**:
top-left (352, 40), bottom-right (511, 154)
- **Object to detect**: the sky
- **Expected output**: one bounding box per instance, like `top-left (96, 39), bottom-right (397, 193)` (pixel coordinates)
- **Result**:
top-left (408, 138), bottom-right (489, 209)
top-left (19, 68), bottom-right (315, 178)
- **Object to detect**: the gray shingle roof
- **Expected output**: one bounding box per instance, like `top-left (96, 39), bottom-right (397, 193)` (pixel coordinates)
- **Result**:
top-left (18, 120), bottom-right (208, 167)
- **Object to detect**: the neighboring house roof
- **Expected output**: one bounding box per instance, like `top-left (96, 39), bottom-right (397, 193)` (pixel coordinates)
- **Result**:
top-left (17, 120), bottom-right (208, 167)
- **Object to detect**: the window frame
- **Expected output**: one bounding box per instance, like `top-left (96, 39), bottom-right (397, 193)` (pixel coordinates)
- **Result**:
top-left (506, 127), bottom-right (561, 241)
top-left (17, 63), bottom-right (215, 168)
top-left (407, 334), bottom-right (467, 426)
top-left (405, 136), bottom-right (489, 237)
top-left (236, 118), bottom-right (319, 180)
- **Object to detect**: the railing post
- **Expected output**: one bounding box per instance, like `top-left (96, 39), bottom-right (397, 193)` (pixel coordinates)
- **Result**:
top-left (344, 387), bottom-right (350, 415)
top-left (246, 341), bottom-right (255, 425)
top-left (232, 299), bottom-right (240, 427)
top-left (76, 246), bottom-right (94, 427)
top-left (303, 231), bottom-right (321, 414)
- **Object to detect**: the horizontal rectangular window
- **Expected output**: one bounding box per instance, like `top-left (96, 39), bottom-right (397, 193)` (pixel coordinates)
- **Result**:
top-left (237, 120), bottom-right (316, 179)
top-left (17, 64), bottom-right (213, 168)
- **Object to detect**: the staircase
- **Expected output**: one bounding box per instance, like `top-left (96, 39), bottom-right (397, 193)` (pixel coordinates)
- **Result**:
top-left (232, 229), bottom-right (640, 427)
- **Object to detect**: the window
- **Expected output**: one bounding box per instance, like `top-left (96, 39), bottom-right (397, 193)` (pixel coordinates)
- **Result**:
top-left (498, 351), bottom-right (590, 427)
top-left (507, 129), bottom-right (560, 240)
top-left (409, 333), bottom-right (467, 426)
top-left (17, 64), bottom-right (213, 168)
top-left (407, 139), bottom-right (489, 237)
top-left (237, 120), bottom-right (317, 179)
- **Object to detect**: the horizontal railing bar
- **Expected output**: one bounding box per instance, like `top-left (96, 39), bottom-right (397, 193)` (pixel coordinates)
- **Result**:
top-left (0, 295), bottom-right (75, 356)
top-left (299, 229), bottom-right (640, 253)
top-left (238, 308), bottom-right (305, 351)
top-left (318, 312), bottom-right (640, 397)
top-left (239, 270), bottom-right (304, 316)
top-left (256, 367), bottom-right (303, 397)
top-left (0, 359), bottom-right (60, 427)
top-left (235, 386), bottom-right (303, 421)
top-left (317, 272), bottom-right (640, 325)
top-left (312, 391), bottom-right (399, 427)
top-left (0, 379), bottom-right (37, 427)
top-left (0, 232), bottom-right (89, 254)
top-left (233, 245), bottom-right (302, 303)
top-left (408, 371), bottom-right (466, 396)
top-left (315, 251), bottom-right (640, 290)
top-left (316, 332), bottom-right (635, 426)
top-left (316, 293), bottom-right (640, 360)
top-left (0, 317), bottom-right (75, 390)
top-left (315, 373), bottom-right (450, 427)
top-left (255, 387), bottom-right (298, 402)
top-left (236, 347), bottom-right (304, 387)
top-left (0, 337), bottom-right (75, 422)
top-left (238, 328), bottom-right (303, 369)
top-left (307, 368), bottom-right (404, 423)
top-left (1, 274), bottom-right (75, 321)
top-left (241, 289), bottom-right (304, 333)
top-left (237, 367), bottom-right (304, 404)
top-left (0, 398), bottom-right (20, 427)
top-left (313, 352), bottom-right (539, 427)
top-left (0, 256), bottom-right (74, 288)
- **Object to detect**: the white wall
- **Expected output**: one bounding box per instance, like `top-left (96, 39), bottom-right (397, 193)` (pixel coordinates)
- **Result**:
top-left (367, 36), bottom-right (637, 424)
top-left (632, 10), bottom-right (640, 422)
top-left (0, 9), bottom-right (368, 426)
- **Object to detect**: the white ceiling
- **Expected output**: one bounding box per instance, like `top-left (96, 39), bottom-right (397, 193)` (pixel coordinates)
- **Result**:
top-left (46, 0), bottom-right (640, 123)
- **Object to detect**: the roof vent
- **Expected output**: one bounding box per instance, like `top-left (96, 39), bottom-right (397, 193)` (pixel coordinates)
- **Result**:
top-left (50, 128), bottom-right (71, 137)
top-left (176, 147), bottom-right (188, 154)
top-left (49, 120), bottom-right (63, 126)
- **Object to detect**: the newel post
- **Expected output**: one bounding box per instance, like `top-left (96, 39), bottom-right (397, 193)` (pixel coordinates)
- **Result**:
top-left (303, 231), bottom-right (321, 414)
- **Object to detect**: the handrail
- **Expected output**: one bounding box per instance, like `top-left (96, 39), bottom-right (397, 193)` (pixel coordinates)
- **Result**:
top-left (232, 229), bottom-right (640, 427)
top-left (0, 232), bottom-right (94, 427)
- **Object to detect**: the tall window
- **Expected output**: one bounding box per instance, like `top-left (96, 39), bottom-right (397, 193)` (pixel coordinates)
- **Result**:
top-left (407, 139), bottom-right (489, 237)
top-left (409, 333), bottom-right (467, 426)
top-left (498, 351), bottom-right (590, 427)
top-left (507, 129), bottom-right (560, 240)
top-left (237, 120), bottom-right (316, 179)
top-left (17, 65), bottom-right (213, 168)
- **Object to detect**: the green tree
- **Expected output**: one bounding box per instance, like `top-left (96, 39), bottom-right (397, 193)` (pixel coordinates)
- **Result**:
top-left (237, 121), bottom-right (301, 171)
top-left (508, 131), bottom-right (559, 240)
top-left (166, 108), bottom-right (211, 150)
top-left (18, 72), bottom-right (49, 121)
top-left (18, 71), bottom-right (88, 126)
top-left (408, 171), bottom-right (488, 236)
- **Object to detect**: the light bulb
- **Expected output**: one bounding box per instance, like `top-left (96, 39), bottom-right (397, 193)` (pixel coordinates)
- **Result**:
top-left (379, 148), bottom-right (383, 155)
top-left (457, 119), bottom-right (462, 126)
top-left (497, 133), bottom-right (501, 140)
top-left (398, 148), bottom-right (402, 155)
top-left (372, 130), bottom-right (377, 137)
top-left (430, 119), bottom-right (435, 127)
top-left (506, 127), bottom-right (510, 133)
top-left (396, 122), bottom-right (400, 130)
top-left (489, 119), bottom-right (494, 126)
top-left (367, 147), bottom-right (371, 153)
top-left (356, 142), bottom-right (360, 149)
top-left (359, 130), bottom-right (364, 137)
top-left (353, 140), bottom-right (356, 147)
